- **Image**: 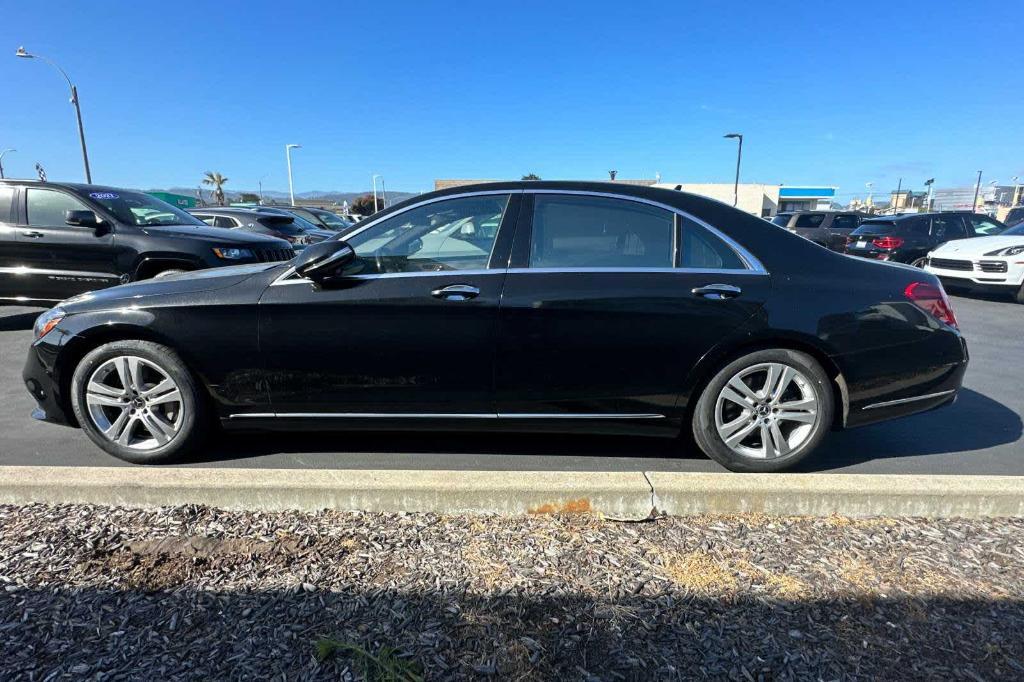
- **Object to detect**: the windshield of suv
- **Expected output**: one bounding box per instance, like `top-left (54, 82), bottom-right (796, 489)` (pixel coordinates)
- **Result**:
top-left (309, 209), bottom-right (352, 228)
top-left (83, 190), bottom-right (205, 227)
top-left (1004, 223), bottom-right (1024, 236)
top-left (770, 215), bottom-right (792, 226)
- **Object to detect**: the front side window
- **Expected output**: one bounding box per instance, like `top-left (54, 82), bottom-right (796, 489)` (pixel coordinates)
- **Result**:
top-left (346, 194), bottom-right (510, 273)
top-left (931, 215), bottom-right (967, 239)
top-left (530, 194), bottom-right (673, 268)
top-left (26, 188), bottom-right (90, 227)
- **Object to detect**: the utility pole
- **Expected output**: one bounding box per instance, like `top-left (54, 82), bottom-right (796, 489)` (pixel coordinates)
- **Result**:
top-left (924, 178), bottom-right (935, 211)
top-left (893, 178), bottom-right (902, 214)
top-left (0, 149), bottom-right (14, 179)
top-left (972, 170), bottom-right (983, 211)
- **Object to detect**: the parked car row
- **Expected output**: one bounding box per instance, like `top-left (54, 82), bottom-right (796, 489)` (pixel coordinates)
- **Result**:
top-left (23, 181), bottom-right (967, 474)
top-left (188, 207), bottom-right (334, 249)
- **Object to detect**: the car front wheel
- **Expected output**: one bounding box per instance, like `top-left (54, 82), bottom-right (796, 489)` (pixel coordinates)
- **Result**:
top-left (70, 340), bottom-right (208, 464)
top-left (692, 349), bottom-right (834, 473)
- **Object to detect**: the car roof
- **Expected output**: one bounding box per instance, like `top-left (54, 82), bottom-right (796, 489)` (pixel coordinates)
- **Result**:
top-left (0, 179), bottom-right (141, 194)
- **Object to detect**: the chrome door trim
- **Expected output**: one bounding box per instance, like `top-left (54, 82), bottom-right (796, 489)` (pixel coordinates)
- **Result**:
top-left (0, 266), bottom-right (119, 279)
top-left (861, 389), bottom-right (956, 411)
top-left (503, 267), bottom-right (768, 276)
top-left (228, 412), bottom-right (666, 420)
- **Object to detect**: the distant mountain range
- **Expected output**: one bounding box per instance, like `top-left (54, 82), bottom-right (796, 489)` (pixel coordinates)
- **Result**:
top-left (148, 187), bottom-right (418, 206)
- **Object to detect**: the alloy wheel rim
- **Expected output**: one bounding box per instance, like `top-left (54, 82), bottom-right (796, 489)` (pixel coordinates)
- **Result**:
top-left (714, 362), bottom-right (818, 460)
top-left (85, 356), bottom-right (183, 451)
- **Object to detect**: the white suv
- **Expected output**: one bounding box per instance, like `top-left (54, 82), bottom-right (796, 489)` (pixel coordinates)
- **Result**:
top-left (925, 221), bottom-right (1024, 303)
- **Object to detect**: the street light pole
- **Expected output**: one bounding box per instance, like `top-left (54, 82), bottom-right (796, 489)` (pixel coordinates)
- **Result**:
top-left (372, 174), bottom-right (382, 213)
top-left (380, 176), bottom-right (388, 209)
top-left (0, 148), bottom-right (14, 179)
top-left (724, 133), bottom-right (743, 208)
top-left (972, 170), bottom-right (983, 212)
top-left (16, 47), bottom-right (91, 183)
top-left (1012, 176), bottom-right (1021, 207)
top-left (285, 144), bottom-right (301, 206)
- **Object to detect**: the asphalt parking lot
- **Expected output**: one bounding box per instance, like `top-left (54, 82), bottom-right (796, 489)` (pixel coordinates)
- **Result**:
top-left (1, 294), bottom-right (1021, 474)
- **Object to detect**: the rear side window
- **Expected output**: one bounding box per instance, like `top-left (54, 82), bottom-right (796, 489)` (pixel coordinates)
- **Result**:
top-left (905, 218), bottom-right (930, 235)
top-left (530, 194), bottom-right (674, 268)
top-left (0, 186), bottom-right (14, 222)
top-left (793, 214), bottom-right (825, 228)
top-left (831, 215), bottom-right (859, 230)
top-left (931, 215), bottom-right (968, 240)
top-left (680, 218), bottom-right (746, 270)
top-left (26, 188), bottom-right (90, 227)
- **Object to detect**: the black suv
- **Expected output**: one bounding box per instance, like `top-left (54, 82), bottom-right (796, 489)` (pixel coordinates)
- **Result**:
top-left (769, 211), bottom-right (868, 251)
top-left (0, 180), bottom-right (294, 304)
top-left (844, 211), bottom-right (1008, 266)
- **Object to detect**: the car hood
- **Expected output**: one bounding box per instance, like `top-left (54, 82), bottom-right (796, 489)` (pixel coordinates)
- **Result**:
top-left (931, 235), bottom-right (1024, 257)
top-left (58, 262), bottom-right (281, 313)
top-left (139, 223), bottom-right (288, 245)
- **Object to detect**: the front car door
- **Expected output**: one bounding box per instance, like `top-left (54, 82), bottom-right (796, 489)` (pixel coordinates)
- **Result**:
top-left (930, 213), bottom-right (970, 247)
top-left (10, 187), bottom-right (119, 300)
top-left (494, 191), bottom-right (770, 425)
top-left (257, 191), bottom-right (520, 416)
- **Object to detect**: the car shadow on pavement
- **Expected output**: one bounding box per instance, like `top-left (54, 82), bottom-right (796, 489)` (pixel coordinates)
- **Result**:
top-left (799, 387), bottom-right (1023, 472)
top-left (0, 310), bottom-right (39, 332)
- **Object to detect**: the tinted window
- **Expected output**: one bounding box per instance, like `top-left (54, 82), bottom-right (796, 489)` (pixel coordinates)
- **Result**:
top-left (770, 214), bottom-right (792, 226)
top-left (793, 214), bottom-right (825, 228)
top-left (214, 216), bottom-right (239, 228)
top-left (969, 215), bottom-right (1005, 235)
top-left (680, 218), bottom-right (746, 270)
top-left (831, 214), bottom-right (858, 230)
top-left (195, 215), bottom-right (217, 226)
top-left (26, 188), bottom-right (90, 227)
top-left (256, 216), bottom-right (305, 235)
top-left (347, 194), bottom-right (510, 273)
top-left (906, 218), bottom-right (930, 235)
top-left (0, 186), bottom-right (13, 222)
top-left (530, 194), bottom-right (673, 268)
top-left (931, 215), bottom-right (968, 240)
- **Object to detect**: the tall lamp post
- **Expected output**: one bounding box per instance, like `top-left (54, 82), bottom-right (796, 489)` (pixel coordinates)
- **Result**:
top-left (723, 133), bottom-right (743, 207)
top-left (285, 144), bottom-right (301, 206)
top-left (1012, 176), bottom-right (1020, 207)
top-left (0, 148), bottom-right (14, 179)
top-left (16, 47), bottom-right (91, 183)
top-left (924, 178), bottom-right (935, 211)
top-left (372, 174), bottom-right (382, 213)
top-left (972, 170), bottom-right (983, 212)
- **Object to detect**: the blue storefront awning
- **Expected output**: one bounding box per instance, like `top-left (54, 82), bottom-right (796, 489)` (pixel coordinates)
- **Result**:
top-left (779, 187), bottom-right (835, 198)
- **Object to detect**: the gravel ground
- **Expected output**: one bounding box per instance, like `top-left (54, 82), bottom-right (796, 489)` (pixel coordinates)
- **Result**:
top-left (1, 505), bottom-right (1023, 681)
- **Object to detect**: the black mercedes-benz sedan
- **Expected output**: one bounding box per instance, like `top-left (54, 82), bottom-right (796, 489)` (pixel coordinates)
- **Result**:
top-left (23, 181), bottom-right (968, 472)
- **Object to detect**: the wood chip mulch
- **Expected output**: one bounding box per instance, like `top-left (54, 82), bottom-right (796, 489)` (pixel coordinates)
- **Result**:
top-left (1, 504), bottom-right (1023, 680)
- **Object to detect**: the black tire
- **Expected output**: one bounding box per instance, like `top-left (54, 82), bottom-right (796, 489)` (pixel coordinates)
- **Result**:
top-left (70, 340), bottom-right (208, 464)
top-left (691, 349), bottom-right (834, 473)
top-left (1015, 283), bottom-right (1024, 305)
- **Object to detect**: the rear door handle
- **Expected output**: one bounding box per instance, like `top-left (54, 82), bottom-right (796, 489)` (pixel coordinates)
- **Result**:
top-left (21, 231), bottom-right (44, 239)
top-left (431, 284), bottom-right (480, 301)
top-left (692, 283), bottom-right (742, 300)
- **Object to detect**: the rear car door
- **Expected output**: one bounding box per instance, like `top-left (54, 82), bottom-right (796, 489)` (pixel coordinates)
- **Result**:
top-left (258, 192), bottom-right (519, 415)
top-left (495, 191), bottom-right (769, 420)
top-left (11, 187), bottom-right (119, 301)
top-left (0, 185), bottom-right (22, 300)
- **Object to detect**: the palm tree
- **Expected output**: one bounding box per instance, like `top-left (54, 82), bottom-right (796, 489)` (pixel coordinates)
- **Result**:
top-left (202, 171), bottom-right (229, 206)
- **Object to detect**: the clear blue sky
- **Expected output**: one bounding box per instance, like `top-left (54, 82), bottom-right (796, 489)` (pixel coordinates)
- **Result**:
top-left (1, 0), bottom-right (1020, 200)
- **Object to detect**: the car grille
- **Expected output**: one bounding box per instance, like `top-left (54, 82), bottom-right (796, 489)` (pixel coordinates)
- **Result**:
top-left (929, 258), bottom-right (973, 271)
top-left (253, 247), bottom-right (295, 263)
top-left (979, 260), bottom-right (1008, 273)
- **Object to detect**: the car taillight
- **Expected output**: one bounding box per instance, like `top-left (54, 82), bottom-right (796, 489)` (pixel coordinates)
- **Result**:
top-left (904, 281), bottom-right (958, 329)
top-left (872, 236), bottom-right (904, 249)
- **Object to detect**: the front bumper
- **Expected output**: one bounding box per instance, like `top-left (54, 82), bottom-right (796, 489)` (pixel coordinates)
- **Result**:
top-left (22, 334), bottom-right (77, 427)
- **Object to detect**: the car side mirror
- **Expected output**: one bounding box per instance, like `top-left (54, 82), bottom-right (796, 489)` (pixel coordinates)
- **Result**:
top-left (65, 209), bottom-right (100, 228)
top-left (293, 240), bottom-right (356, 284)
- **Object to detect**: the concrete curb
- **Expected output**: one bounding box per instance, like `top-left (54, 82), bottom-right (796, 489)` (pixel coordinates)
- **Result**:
top-left (0, 466), bottom-right (1021, 519)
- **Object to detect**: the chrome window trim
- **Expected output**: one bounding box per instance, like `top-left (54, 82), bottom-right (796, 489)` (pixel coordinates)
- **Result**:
top-left (270, 187), bottom-right (768, 286)
top-left (229, 412), bottom-right (665, 420)
top-left (0, 266), bottom-right (118, 279)
top-left (861, 389), bottom-right (956, 411)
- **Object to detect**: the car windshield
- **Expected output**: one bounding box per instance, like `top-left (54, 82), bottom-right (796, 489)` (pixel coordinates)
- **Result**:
top-left (310, 209), bottom-right (351, 228)
top-left (83, 190), bottom-right (205, 227)
top-left (260, 209), bottom-right (319, 232)
top-left (257, 216), bottom-right (306, 235)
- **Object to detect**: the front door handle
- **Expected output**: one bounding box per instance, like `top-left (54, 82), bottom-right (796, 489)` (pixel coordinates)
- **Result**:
top-left (431, 284), bottom-right (480, 301)
top-left (692, 283), bottom-right (742, 300)
top-left (21, 231), bottom-right (44, 239)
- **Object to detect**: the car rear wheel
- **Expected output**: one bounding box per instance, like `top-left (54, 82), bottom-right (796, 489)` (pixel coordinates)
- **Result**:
top-left (70, 340), bottom-right (208, 464)
top-left (1016, 283), bottom-right (1024, 305)
top-left (692, 349), bottom-right (834, 473)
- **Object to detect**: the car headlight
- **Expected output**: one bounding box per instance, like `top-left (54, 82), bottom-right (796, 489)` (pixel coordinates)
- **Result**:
top-left (33, 307), bottom-right (66, 340)
top-left (983, 245), bottom-right (1024, 257)
top-left (212, 247), bottom-right (254, 260)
